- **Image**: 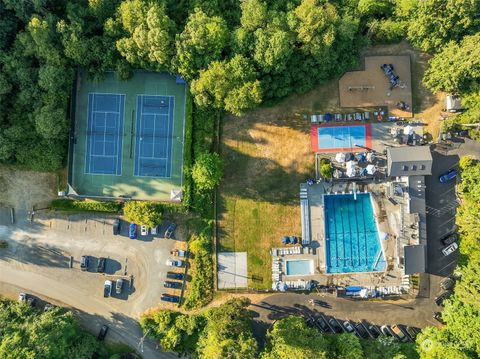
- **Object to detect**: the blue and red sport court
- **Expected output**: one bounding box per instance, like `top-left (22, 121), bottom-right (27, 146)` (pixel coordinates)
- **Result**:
top-left (310, 123), bottom-right (372, 152)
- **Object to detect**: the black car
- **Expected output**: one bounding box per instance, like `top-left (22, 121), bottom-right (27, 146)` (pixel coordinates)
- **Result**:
top-left (97, 257), bottom-right (106, 273)
top-left (164, 223), bottom-right (177, 239)
top-left (355, 323), bottom-right (369, 338)
top-left (367, 324), bottom-right (381, 338)
top-left (166, 272), bottom-right (185, 280)
top-left (328, 318), bottom-right (344, 333)
top-left (164, 281), bottom-right (182, 289)
top-left (98, 325), bottom-right (109, 340)
top-left (433, 312), bottom-right (445, 324)
top-left (80, 255), bottom-right (89, 271)
top-left (405, 326), bottom-right (419, 340)
top-left (435, 291), bottom-right (452, 306)
top-left (315, 316), bottom-right (330, 332)
top-left (441, 233), bottom-right (458, 246)
top-left (161, 294), bottom-right (180, 303)
top-left (113, 218), bottom-right (120, 235)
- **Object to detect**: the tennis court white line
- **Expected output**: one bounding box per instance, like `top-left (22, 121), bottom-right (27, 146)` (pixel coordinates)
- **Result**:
top-left (84, 93), bottom-right (125, 175)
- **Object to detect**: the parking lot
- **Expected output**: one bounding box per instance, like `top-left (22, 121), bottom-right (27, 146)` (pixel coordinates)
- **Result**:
top-left (0, 209), bottom-right (186, 358)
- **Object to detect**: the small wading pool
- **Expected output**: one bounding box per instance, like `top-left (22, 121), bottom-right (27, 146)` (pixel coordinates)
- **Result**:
top-left (285, 259), bottom-right (314, 276)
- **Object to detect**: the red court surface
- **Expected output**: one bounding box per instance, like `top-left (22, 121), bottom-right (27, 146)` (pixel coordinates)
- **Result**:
top-left (310, 123), bottom-right (372, 152)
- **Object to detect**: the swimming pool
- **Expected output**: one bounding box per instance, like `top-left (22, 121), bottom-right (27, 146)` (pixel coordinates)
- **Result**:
top-left (324, 193), bottom-right (386, 273)
top-left (285, 259), bottom-right (314, 276)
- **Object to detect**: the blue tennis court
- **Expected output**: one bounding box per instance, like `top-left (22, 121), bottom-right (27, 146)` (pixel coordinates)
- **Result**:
top-left (85, 93), bottom-right (125, 175)
top-left (134, 95), bottom-right (174, 177)
top-left (311, 124), bottom-right (372, 152)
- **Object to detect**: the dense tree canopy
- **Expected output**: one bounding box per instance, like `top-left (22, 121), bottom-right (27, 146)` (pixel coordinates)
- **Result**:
top-left (0, 297), bottom-right (100, 359)
top-left (407, 0), bottom-right (480, 53)
top-left (123, 201), bottom-right (162, 227)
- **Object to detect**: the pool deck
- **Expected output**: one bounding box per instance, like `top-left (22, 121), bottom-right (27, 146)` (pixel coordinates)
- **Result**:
top-left (286, 181), bottom-right (408, 288)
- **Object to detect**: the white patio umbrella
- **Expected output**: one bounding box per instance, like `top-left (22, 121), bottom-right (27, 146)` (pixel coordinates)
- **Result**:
top-left (366, 164), bottom-right (376, 175)
top-left (403, 125), bottom-right (414, 136)
top-left (346, 166), bottom-right (356, 177)
top-left (346, 160), bottom-right (355, 170)
top-left (335, 152), bottom-right (346, 163)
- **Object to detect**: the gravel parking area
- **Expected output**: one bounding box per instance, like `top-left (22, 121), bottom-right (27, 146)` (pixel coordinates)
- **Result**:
top-left (0, 209), bottom-right (185, 358)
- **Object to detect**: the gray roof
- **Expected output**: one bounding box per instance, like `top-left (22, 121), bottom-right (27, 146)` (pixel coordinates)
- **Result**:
top-left (408, 176), bottom-right (427, 244)
top-left (404, 244), bottom-right (426, 274)
top-left (387, 146), bottom-right (432, 177)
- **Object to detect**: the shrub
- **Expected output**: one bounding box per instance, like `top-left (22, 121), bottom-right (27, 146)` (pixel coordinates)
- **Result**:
top-left (50, 199), bottom-right (121, 213)
top-left (183, 232), bottom-right (214, 309)
top-left (368, 19), bottom-right (406, 44)
top-left (192, 152), bottom-right (224, 191)
top-left (123, 201), bottom-right (162, 227)
top-left (320, 163), bottom-right (333, 179)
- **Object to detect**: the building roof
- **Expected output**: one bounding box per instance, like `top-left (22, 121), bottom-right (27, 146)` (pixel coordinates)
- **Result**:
top-left (404, 244), bottom-right (426, 274)
top-left (387, 146), bottom-right (432, 177)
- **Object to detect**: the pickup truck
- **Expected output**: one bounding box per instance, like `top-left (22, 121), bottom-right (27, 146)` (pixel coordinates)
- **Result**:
top-left (170, 249), bottom-right (187, 258)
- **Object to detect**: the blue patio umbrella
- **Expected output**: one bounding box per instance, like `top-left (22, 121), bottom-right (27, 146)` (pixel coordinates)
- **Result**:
top-left (325, 113), bottom-right (333, 122)
top-left (282, 236), bottom-right (290, 245)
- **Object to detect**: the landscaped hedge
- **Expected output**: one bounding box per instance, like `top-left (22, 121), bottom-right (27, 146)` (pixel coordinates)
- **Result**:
top-left (183, 231), bottom-right (214, 309)
top-left (50, 199), bottom-right (122, 213)
top-left (182, 91), bottom-right (194, 209)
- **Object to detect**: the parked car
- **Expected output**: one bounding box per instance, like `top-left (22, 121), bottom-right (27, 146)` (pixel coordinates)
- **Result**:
top-left (161, 294), bottom-right (180, 303)
top-left (112, 218), bottom-right (120, 235)
top-left (442, 242), bottom-right (458, 256)
top-left (435, 291), bottom-right (452, 306)
top-left (355, 323), bottom-right (369, 338)
top-left (151, 226), bottom-right (158, 235)
top-left (439, 169), bottom-right (457, 183)
top-left (19, 293), bottom-right (35, 307)
top-left (170, 249), bottom-right (187, 258)
top-left (98, 325), bottom-right (109, 340)
top-left (164, 223), bottom-right (177, 239)
top-left (166, 259), bottom-right (184, 267)
top-left (44, 303), bottom-right (54, 312)
top-left (433, 312), bottom-right (445, 324)
top-left (316, 316), bottom-right (330, 332)
top-left (343, 321), bottom-right (355, 333)
top-left (440, 277), bottom-right (455, 291)
top-left (441, 232), bottom-right (458, 246)
top-left (80, 255), bottom-right (89, 271)
top-left (391, 325), bottom-right (409, 342)
top-left (167, 272), bottom-right (185, 280)
top-left (116, 279), bottom-right (125, 294)
top-left (328, 318), bottom-right (343, 333)
top-left (97, 257), bottom-right (106, 273)
top-left (380, 325), bottom-right (394, 337)
top-left (367, 324), bottom-right (381, 338)
top-left (141, 225), bottom-right (148, 236)
top-left (164, 281), bottom-right (182, 289)
top-left (104, 280), bottom-right (113, 297)
top-left (129, 223), bottom-right (137, 239)
top-left (405, 326), bottom-right (419, 340)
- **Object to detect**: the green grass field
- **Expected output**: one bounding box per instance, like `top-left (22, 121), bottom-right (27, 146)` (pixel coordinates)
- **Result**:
top-left (70, 70), bottom-right (186, 201)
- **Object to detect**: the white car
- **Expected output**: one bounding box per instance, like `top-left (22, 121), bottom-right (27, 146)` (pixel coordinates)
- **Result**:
top-left (140, 225), bottom-right (148, 236)
top-left (166, 259), bottom-right (184, 267)
top-left (442, 242), bottom-right (458, 256)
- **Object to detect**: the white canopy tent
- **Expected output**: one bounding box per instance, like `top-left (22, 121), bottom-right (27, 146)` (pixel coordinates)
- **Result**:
top-left (366, 164), bottom-right (376, 175)
top-left (403, 125), bottom-right (414, 136)
top-left (335, 152), bottom-right (346, 163)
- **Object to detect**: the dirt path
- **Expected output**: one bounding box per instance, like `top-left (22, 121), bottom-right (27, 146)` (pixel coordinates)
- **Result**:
top-left (0, 166), bottom-right (57, 210)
